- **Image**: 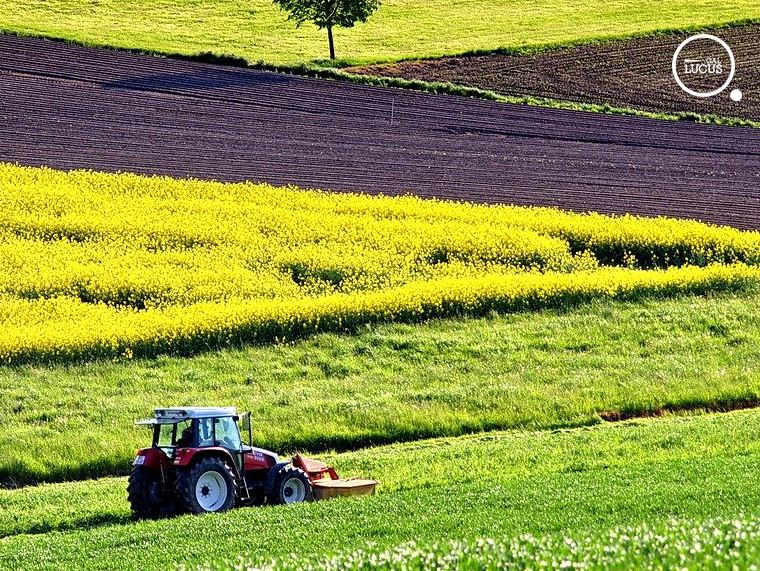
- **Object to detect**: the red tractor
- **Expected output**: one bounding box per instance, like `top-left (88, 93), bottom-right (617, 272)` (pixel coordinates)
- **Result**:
top-left (128, 407), bottom-right (376, 517)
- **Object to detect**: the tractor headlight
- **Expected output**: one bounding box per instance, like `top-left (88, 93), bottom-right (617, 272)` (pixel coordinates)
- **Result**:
top-left (133, 455), bottom-right (146, 466)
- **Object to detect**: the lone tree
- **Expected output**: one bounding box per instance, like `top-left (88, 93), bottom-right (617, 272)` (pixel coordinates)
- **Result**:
top-left (273, 0), bottom-right (381, 60)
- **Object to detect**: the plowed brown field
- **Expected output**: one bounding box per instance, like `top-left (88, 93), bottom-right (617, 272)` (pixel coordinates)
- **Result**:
top-left (1, 35), bottom-right (759, 229)
top-left (351, 26), bottom-right (760, 122)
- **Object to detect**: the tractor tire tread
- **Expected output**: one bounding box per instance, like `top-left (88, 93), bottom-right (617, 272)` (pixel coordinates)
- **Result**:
top-left (127, 466), bottom-right (173, 519)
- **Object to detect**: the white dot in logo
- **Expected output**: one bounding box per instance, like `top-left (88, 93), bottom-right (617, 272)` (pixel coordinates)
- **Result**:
top-left (730, 88), bottom-right (743, 102)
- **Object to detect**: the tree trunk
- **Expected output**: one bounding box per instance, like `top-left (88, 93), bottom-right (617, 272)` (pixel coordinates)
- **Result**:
top-left (327, 25), bottom-right (335, 60)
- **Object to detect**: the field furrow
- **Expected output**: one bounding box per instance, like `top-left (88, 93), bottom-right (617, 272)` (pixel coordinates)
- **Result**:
top-left (1, 35), bottom-right (759, 229)
top-left (351, 25), bottom-right (760, 123)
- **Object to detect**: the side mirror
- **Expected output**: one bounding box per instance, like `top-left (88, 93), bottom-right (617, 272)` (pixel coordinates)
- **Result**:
top-left (241, 412), bottom-right (252, 446)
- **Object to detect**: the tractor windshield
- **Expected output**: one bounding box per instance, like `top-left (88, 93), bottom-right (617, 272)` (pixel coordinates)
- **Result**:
top-left (214, 417), bottom-right (242, 450)
top-left (196, 417), bottom-right (242, 450)
top-left (156, 424), bottom-right (174, 447)
top-left (154, 419), bottom-right (192, 448)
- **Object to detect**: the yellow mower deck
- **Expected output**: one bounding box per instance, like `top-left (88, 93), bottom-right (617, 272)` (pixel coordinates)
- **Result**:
top-left (313, 478), bottom-right (378, 500)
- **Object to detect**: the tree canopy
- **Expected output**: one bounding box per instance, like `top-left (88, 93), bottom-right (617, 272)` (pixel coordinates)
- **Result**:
top-left (274, 0), bottom-right (381, 59)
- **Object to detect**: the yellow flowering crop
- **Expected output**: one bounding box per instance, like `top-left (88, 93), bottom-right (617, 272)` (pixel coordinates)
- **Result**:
top-left (0, 163), bottom-right (758, 364)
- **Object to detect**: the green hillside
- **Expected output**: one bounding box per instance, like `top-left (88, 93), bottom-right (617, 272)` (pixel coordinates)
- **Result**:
top-left (1, 0), bottom-right (759, 64)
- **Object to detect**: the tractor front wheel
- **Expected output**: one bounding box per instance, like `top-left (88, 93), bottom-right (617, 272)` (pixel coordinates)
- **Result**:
top-left (270, 466), bottom-right (313, 505)
top-left (175, 457), bottom-right (236, 514)
top-left (127, 466), bottom-right (173, 518)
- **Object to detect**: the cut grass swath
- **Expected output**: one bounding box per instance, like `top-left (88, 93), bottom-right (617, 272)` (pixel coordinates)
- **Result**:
top-left (3, 410), bottom-right (760, 569)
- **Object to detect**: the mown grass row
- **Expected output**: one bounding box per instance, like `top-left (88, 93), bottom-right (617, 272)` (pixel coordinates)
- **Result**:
top-left (2, 409), bottom-right (760, 569)
top-left (4, 3), bottom-right (760, 127)
top-left (3, 290), bottom-right (760, 486)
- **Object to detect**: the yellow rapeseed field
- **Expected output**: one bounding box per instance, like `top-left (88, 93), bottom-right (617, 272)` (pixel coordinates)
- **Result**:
top-left (1, 163), bottom-right (758, 364)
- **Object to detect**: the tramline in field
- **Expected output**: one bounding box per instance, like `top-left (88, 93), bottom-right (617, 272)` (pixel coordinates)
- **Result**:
top-left (128, 407), bottom-right (377, 516)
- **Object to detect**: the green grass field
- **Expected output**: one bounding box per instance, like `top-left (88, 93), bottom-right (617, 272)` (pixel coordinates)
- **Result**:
top-left (198, 514), bottom-right (760, 571)
top-left (1, 0), bottom-right (759, 64)
top-left (4, 3), bottom-right (760, 568)
top-left (3, 289), bottom-right (760, 486)
top-left (2, 409), bottom-right (760, 569)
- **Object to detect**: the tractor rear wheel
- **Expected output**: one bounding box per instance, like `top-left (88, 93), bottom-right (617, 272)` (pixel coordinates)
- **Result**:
top-left (270, 466), bottom-right (313, 505)
top-left (127, 466), bottom-right (173, 518)
top-left (175, 457), bottom-right (236, 514)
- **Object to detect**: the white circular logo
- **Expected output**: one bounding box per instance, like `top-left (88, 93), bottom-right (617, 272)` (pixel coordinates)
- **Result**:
top-left (672, 34), bottom-right (735, 98)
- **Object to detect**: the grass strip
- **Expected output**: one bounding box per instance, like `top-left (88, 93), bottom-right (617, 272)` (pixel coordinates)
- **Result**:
top-left (2, 408), bottom-right (759, 538)
top-left (2, 409), bottom-right (760, 569)
top-left (249, 62), bottom-right (760, 129)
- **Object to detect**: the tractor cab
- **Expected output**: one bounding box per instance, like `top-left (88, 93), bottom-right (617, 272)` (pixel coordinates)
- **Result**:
top-left (136, 407), bottom-right (277, 470)
top-left (140, 407), bottom-right (233, 451)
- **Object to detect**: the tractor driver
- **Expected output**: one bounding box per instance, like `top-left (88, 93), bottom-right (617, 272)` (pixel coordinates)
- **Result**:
top-left (176, 421), bottom-right (193, 448)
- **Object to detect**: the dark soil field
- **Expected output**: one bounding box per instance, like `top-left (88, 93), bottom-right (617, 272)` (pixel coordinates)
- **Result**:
top-left (1, 35), bottom-right (759, 229)
top-left (351, 26), bottom-right (760, 122)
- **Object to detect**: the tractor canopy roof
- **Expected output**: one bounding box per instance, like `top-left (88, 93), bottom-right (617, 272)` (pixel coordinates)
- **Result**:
top-left (136, 407), bottom-right (237, 425)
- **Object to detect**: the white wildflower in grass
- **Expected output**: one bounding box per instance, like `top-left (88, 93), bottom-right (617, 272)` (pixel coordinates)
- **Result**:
top-left (205, 514), bottom-right (760, 571)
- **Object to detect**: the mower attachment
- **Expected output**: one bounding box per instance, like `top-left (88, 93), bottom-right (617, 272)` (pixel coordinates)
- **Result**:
top-left (292, 454), bottom-right (378, 500)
